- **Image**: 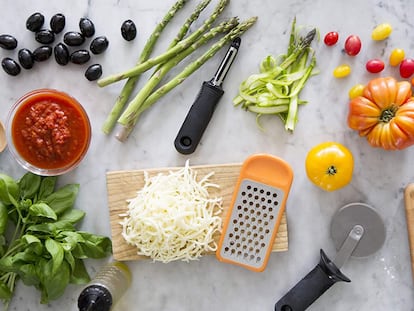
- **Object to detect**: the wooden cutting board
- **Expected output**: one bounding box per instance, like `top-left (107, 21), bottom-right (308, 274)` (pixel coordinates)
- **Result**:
top-left (404, 183), bottom-right (414, 280)
top-left (106, 163), bottom-right (288, 261)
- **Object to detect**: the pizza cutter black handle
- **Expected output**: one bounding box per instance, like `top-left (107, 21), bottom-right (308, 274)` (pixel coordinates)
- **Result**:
top-left (174, 81), bottom-right (224, 154)
top-left (274, 249), bottom-right (351, 311)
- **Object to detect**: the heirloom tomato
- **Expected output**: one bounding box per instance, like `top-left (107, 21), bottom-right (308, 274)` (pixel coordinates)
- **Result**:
top-left (305, 142), bottom-right (354, 192)
top-left (347, 77), bottom-right (414, 150)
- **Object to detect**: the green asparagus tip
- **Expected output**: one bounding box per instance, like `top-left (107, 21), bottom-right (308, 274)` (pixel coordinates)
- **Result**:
top-left (302, 28), bottom-right (317, 47)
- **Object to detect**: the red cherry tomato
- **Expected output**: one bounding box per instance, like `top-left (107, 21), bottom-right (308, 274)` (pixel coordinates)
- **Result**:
top-left (399, 58), bottom-right (414, 78)
top-left (324, 31), bottom-right (339, 46)
top-left (366, 59), bottom-right (385, 73)
top-left (344, 35), bottom-right (362, 56)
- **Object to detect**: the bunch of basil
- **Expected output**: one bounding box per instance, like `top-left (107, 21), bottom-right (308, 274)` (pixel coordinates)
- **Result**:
top-left (0, 172), bottom-right (112, 308)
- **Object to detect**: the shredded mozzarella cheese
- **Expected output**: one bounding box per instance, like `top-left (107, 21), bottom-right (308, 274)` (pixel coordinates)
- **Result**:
top-left (120, 161), bottom-right (223, 263)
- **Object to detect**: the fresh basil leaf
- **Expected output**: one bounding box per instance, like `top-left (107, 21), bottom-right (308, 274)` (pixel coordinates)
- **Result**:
top-left (0, 201), bottom-right (8, 235)
top-left (22, 234), bottom-right (41, 245)
top-left (0, 249), bottom-right (37, 274)
top-left (70, 258), bottom-right (90, 284)
top-left (0, 178), bottom-right (18, 207)
top-left (0, 173), bottom-right (19, 203)
top-left (29, 203), bottom-right (58, 221)
top-left (0, 256), bottom-right (14, 273)
top-left (57, 231), bottom-right (85, 250)
top-left (43, 184), bottom-right (79, 215)
top-left (27, 220), bottom-right (75, 235)
top-left (64, 250), bottom-right (75, 272)
top-left (72, 233), bottom-right (112, 259)
top-left (19, 173), bottom-right (41, 200)
top-left (58, 208), bottom-right (85, 225)
top-left (11, 250), bottom-right (38, 265)
top-left (0, 235), bottom-right (6, 257)
top-left (37, 176), bottom-right (57, 200)
top-left (39, 259), bottom-right (70, 303)
top-left (22, 234), bottom-right (43, 256)
top-left (0, 279), bottom-right (12, 300)
top-left (18, 263), bottom-right (40, 287)
top-left (45, 238), bottom-right (64, 276)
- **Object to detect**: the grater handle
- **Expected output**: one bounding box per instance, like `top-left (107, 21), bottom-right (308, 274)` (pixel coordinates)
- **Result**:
top-left (274, 249), bottom-right (350, 311)
top-left (174, 81), bottom-right (224, 155)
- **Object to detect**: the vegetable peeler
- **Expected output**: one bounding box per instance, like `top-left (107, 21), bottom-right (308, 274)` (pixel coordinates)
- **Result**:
top-left (174, 37), bottom-right (241, 154)
top-left (216, 154), bottom-right (294, 272)
top-left (274, 202), bottom-right (386, 311)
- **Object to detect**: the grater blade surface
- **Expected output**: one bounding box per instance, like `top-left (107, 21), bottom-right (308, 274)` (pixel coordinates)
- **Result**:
top-left (218, 179), bottom-right (285, 270)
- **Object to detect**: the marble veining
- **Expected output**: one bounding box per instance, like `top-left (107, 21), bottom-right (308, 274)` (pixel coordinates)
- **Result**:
top-left (0, 0), bottom-right (414, 310)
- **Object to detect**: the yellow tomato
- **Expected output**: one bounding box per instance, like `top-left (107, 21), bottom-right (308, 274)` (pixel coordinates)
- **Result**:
top-left (333, 64), bottom-right (351, 78)
top-left (371, 23), bottom-right (393, 41)
top-left (305, 142), bottom-right (354, 192)
top-left (348, 83), bottom-right (365, 99)
top-left (389, 48), bottom-right (405, 66)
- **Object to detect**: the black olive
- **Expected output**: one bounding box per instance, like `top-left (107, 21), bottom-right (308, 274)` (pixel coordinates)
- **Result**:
top-left (0, 34), bottom-right (18, 50)
top-left (54, 43), bottom-right (69, 65)
top-left (50, 13), bottom-right (66, 34)
top-left (85, 64), bottom-right (102, 81)
top-left (63, 31), bottom-right (85, 46)
top-left (70, 50), bottom-right (90, 64)
top-left (35, 29), bottom-right (55, 44)
top-left (18, 48), bottom-right (34, 69)
top-left (79, 18), bottom-right (95, 38)
top-left (33, 46), bottom-right (52, 62)
top-left (90, 36), bottom-right (109, 54)
top-left (121, 19), bottom-right (137, 41)
top-left (1, 58), bottom-right (21, 76)
top-left (26, 12), bottom-right (45, 32)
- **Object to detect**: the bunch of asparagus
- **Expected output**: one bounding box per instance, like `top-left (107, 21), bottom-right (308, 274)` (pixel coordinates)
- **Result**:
top-left (98, 0), bottom-right (257, 141)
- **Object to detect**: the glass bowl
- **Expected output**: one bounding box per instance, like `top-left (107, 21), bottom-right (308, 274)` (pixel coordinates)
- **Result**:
top-left (6, 89), bottom-right (91, 176)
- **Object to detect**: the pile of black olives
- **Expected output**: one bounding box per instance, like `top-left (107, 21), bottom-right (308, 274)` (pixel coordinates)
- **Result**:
top-left (0, 12), bottom-right (114, 81)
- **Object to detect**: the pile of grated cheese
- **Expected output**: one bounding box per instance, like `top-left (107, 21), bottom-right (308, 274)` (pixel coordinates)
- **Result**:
top-left (120, 161), bottom-right (223, 263)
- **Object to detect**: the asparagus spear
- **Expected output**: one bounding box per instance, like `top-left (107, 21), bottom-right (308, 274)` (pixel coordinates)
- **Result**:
top-left (115, 17), bottom-right (240, 141)
top-left (167, 0), bottom-right (213, 50)
top-left (116, 16), bottom-right (258, 141)
top-left (151, 0), bottom-right (213, 76)
top-left (102, 0), bottom-right (188, 134)
top-left (98, 0), bottom-right (230, 87)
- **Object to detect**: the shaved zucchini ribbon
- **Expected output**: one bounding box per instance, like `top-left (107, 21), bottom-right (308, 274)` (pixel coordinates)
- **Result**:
top-left (233, 21), bottom-right (319, 131)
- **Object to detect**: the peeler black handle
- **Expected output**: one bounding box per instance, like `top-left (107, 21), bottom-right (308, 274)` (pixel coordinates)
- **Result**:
top-left (174, 81), bottom-right (224, 154)
top-left (274, 249), bottom-right (351, 311)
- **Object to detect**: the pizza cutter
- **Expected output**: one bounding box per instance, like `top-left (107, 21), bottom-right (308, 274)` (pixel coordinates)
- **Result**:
top-left (274, 202), bottom-right (386, 311)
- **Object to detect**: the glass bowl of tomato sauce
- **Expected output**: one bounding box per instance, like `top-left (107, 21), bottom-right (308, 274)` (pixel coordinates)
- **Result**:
top-left (6, 89), bottom-right (91, 176)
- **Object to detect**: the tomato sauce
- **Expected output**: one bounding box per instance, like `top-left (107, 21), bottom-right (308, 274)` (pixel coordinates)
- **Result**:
top-left (11, 90), bottom-right (91, 170)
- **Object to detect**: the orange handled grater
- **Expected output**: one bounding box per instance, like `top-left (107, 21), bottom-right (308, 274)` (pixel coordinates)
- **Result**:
top-left (216, 154), bottom-right (294, 272)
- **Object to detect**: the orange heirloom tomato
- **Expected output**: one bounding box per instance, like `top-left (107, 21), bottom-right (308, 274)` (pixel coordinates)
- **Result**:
top-left (305, 142), bottom-right (354, 192)
top-left (347, 76), bottom-right (414, 150)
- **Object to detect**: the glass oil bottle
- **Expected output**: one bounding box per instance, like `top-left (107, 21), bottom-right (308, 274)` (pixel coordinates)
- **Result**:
top-left (77, 261), bottom-right (132, 311)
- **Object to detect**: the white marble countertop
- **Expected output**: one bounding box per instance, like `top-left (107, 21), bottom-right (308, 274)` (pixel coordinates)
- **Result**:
top-left (0, 0), bottom-right (413, 310)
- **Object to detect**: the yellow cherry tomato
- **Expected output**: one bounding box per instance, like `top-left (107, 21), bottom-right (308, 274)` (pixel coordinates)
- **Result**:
top-left (333, 64), bottom-right (351, 78)
top-left (371, 23), bottom-right (393, 41)
top-left (305, 142), bottom-right (354, 192)
top-left (389, 48), bottom-right (405, 66)
top-left (348, 83), bottom-right (365, 99)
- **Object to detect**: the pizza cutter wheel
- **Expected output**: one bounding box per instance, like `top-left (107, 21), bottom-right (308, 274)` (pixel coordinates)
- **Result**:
top-left (274, 202), bottom-right (386, 311)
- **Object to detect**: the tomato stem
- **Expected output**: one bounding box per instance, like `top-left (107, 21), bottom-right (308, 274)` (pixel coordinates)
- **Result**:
top-left (327, 165), bottom-right (337, 175)
top-left (380, 105), bottom-right (397, 123)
